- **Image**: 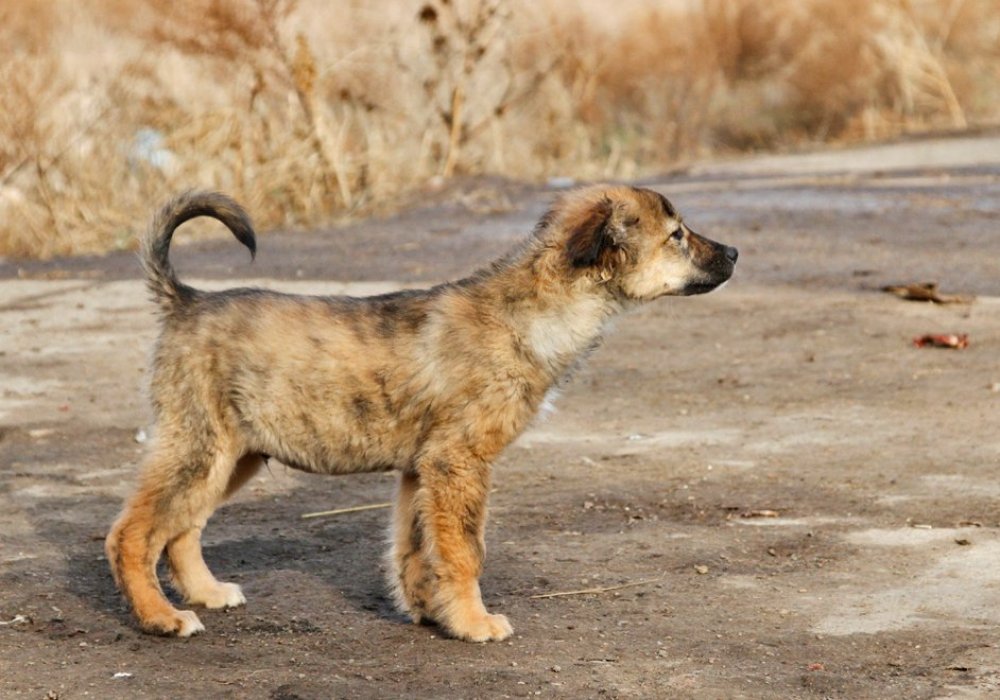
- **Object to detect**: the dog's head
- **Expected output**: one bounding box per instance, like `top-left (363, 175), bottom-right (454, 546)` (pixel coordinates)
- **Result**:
top-left (552, 185), bottom-right (737, 301)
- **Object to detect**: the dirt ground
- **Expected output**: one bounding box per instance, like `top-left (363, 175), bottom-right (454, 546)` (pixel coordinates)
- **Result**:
top-left (2, 135), bottom-right (1000, 699)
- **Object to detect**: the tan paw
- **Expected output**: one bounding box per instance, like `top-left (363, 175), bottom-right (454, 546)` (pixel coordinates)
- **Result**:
top-left (449, 612), bottom-right (513, 642)
top-left (188, 582), bottom-right (246, 610)
top-left (176, 610), bottom-right (206, 637)
top-left (396, 595), bottom-right (430, 625)
top-left (388, 579), bottom-right (430, 625)
top-left (142, 609), bottom-right (205, 637)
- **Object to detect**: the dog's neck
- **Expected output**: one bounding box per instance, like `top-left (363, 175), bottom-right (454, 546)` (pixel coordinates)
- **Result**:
top-left (470, 244), bottom-right (624, 380)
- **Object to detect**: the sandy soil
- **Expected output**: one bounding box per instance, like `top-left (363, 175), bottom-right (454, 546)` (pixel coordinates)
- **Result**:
top-left (2, 135), bottom-right (1000, 699)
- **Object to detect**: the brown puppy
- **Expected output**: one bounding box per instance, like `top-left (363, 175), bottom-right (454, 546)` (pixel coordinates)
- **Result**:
top-left (106, 185), bottom-right (737, 640)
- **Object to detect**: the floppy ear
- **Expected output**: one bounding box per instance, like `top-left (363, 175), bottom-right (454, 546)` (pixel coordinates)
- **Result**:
top-left (565, 196), bottom-right (616, 269)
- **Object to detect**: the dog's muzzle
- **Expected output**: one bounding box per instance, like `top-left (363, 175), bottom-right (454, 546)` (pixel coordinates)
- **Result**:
top-left (682, 242), bottom-right (737, 295)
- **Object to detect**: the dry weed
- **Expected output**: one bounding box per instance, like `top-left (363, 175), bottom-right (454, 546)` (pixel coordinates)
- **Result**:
top-left (1, 0), bottom-right (997, 259)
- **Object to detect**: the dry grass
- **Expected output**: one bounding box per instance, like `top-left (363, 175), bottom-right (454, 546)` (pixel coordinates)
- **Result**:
top-left (1, 0), bottom-right (997, 259)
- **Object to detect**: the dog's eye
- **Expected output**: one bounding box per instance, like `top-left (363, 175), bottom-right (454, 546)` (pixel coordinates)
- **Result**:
top-left (670, 227), bottom-right (684, 241)
top-left (624, 216), bottom-right (640, 227)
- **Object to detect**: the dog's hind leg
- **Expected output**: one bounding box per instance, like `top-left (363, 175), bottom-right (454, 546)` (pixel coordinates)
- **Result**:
top-left (387, 470), bottom-right (433, 623)
top-left (166, 453), bottom-right (263, 609)
top-left (106, 441), bottom-right (240, 636)
top-left (106, 452), bottom-right (209, 636)
top-left (416, 453), bottom-right (512, 642)
top-left (166, 528), bottom-right (245, 609)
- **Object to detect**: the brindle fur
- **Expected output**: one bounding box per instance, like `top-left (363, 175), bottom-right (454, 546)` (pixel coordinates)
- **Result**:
top-left (106, 185), bottom-right (738, 640)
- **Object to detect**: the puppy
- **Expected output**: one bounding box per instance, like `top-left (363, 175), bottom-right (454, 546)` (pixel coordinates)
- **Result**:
top-left (106, 185), bottom-right (737, 640)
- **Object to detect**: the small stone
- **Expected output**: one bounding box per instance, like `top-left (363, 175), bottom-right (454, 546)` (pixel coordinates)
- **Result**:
top-left (694, 565), bottom-right (709, 575)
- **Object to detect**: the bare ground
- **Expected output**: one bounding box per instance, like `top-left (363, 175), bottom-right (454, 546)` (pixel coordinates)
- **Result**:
top-left (2, 135), bottom-right (1000, 699)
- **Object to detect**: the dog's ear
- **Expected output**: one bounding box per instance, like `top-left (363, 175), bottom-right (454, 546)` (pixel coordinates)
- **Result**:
top-left (565, 196), bottom-right (618, 269)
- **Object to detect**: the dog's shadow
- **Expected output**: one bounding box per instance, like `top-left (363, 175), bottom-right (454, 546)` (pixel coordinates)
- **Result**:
top-left (22, 493), bottom-right (139, 633)
top-left (207, 487), bottom-right (403, 629)
top-left (31, 478), bottom-right (408, 636)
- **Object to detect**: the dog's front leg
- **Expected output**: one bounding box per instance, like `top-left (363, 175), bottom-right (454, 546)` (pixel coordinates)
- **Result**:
top-left (416, 454), bottom-right (512, 642)
top-left (388, 470), bottom-right (433, 623)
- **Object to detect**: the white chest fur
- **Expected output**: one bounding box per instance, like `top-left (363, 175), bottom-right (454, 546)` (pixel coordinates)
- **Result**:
top-left (526, 295), bottom-right (609, 371)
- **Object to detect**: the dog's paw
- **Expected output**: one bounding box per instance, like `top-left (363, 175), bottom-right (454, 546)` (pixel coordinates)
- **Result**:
top-left (396, 595), bottom-right (431, 626)
top-left (404, 607), bottom-right (427, 625)
top-left (449, 612), bottom-right (513, 642)
top-left (142, 609), bottom-right (205, 637)
top-left (176, 610), bottom-right (207, 637)
top-left (189, 582), bottom-right (246, 610)
top-left (388, 576), bottom-right (432, 625)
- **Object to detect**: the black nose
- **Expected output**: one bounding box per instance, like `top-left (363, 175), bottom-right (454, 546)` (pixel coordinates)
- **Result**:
top-left (725, 246), bottom-right (739, 263)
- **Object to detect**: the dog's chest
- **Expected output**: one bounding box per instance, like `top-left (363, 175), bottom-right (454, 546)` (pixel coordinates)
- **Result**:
top-left (525, 296), bottom-right (607, 369)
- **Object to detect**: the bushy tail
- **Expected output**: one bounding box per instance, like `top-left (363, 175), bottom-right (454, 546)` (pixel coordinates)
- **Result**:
top-left (141, 191), bottom-right (256, 310)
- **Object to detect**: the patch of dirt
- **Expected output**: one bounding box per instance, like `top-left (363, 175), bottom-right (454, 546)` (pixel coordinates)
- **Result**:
top-left (2, 137), bottom-right (1000, 698)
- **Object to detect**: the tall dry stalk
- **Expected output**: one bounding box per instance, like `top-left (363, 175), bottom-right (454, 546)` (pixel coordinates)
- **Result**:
top-left (148, 0), bottom-right (352, 209)
top-left (872, 0), bottom-right (968, 128)
top-left (402, 0), bottom-right (558, 178)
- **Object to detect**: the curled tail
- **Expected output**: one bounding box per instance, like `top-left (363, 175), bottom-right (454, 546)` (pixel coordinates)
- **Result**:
top-left (141, 190), bottom-right (256, 310)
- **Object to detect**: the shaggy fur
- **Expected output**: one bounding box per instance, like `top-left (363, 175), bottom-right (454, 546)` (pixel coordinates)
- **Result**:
top-left (106, 185), bottom-right (738, 640)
